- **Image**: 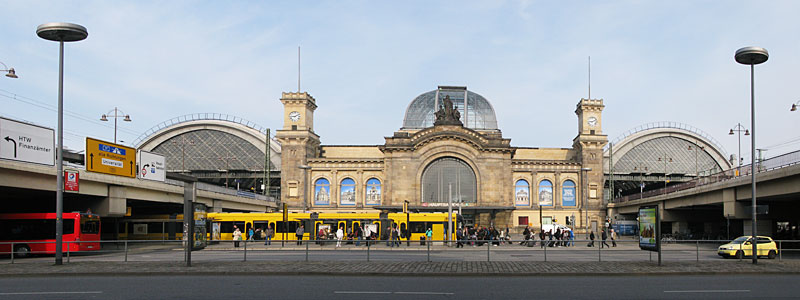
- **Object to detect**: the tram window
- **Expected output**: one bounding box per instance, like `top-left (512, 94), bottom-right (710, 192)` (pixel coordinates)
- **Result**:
top-left (275, 221), bottom-right (299, 233)
top-left (410, 222), bottom-right (426, 233)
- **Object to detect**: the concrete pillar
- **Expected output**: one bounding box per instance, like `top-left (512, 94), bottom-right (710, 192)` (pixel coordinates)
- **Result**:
top-left (94, 185), bottom-right (127, 217)
top-left (211, 199), bottom-right (223, 212)
top-left (722, 188), bottom-right (748, 219)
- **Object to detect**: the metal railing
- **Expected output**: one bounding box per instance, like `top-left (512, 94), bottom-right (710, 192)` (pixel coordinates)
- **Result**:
top-left (3, 239), bottom-right (799, 264)
top-left (613, 149), bottom-right (800, 203)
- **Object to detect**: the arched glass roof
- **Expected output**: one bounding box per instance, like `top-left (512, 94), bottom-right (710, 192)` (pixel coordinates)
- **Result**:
top-left (402, 86), bottom-right (498, 131)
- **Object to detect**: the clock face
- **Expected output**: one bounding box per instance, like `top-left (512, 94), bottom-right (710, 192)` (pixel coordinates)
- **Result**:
top-left (587, 117), bottom-right (597, 127)
top-left (289, 111), bottom-right (301, 122)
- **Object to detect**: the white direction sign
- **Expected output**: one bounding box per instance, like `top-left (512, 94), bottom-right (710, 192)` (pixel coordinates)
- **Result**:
top-left (137, 150), bottom-right (166, 182)
top-left (0, 117), bottom-right (55, 165)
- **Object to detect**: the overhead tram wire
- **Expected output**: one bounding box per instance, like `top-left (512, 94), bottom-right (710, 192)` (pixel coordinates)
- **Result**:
top-left (0, 89), bottom-right (139, 137)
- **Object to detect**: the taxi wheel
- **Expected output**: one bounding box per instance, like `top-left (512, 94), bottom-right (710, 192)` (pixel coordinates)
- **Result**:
top-left (768, 250), bottom-right (777, 259)
top-left (735, 250), bottom-right (743, 259)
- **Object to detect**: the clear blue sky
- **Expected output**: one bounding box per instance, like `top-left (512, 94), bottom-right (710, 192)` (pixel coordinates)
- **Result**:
top-left (1, 1), bottom-right (799, 163)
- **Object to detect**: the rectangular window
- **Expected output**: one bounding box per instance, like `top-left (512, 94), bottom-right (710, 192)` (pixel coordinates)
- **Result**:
top-left (275, 221), bottom-right (300, 234)
top-left (518, 216), bottom-right (529, 226)
top-left (542, 217), bottom-right (552, 225)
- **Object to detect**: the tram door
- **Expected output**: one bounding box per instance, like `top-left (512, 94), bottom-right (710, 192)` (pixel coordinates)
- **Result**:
top-left (432, 224), bottom-right (444, 245)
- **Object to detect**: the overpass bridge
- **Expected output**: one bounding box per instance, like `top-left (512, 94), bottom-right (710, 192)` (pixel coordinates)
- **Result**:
top-left (0, 158), bottom-right (278, 218)
top-left (608, 150), bottom-right (800, 240)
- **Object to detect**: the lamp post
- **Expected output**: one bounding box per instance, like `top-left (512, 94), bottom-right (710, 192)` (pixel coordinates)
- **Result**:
top-left (633, 164), bottom-right (649, 200)
top-left (729, 123), bottom-right (749, 176)
top-left (37, 22), bottom-right (88, 266)
top-left (657, 154), bottom-right (673, 194)
top-left (100, 107), bottom-right (131, 144)
top-left (735, 46), bottom-right (768, 265)
top-left (218, 155), bottom-right (237, 188)
top-left (581, 167), bottom-right (592, 238)
top-left (298, 165), bottom-right (311, 212)
top-left (0, 61), bottom-right (18, 78)
top-left (687, 141), bottom-right (705, 177)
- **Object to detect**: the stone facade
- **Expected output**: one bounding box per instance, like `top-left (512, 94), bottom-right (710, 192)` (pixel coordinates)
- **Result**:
top-left (276, 88), bottom-right (608, 234)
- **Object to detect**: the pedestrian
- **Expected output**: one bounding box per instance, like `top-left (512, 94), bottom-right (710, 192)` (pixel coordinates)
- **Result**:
top-left (296, 224), bottom-right (304, 245)
top-left (522, 226), bottom-right (530, 245)
top-left (385, 226), bottom-right (392, 247)
top-left (589, 231), bottom-right (595, 247)
top-left (355, 225), bottom-right (363, 247)
top-left (611, 229), bottom-right (617, 247)
top-left (364, 225), bottom-right (372, 246)
top-left (569, 229), bottom-right (575, 247)
top-left (539, 229), bottom-right (546, 248)
top-left (392, 226), bottom-right (400, 247)
top-left (233, 226), bottom-right (242, 248)
top-left (336, 226), bottom-right (344, 248)
top-left (264, 225), bottom-right (274, 246)
top-left (602, 230), bottom-right (610, 248)
top-left (425, 227), bottom-right (433, 244)
top-left (456, 227), bottom-right (464, 248)
top-left (504, 227), bottom-right (510, 244)
top-left (248, 227), bottom-right (255, 241)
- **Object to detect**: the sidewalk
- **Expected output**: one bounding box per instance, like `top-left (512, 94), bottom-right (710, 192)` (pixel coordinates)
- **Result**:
top-left (2, 260), bottom-right (798, 277)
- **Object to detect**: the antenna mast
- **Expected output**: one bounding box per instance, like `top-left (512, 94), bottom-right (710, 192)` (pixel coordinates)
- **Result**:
top-left (588, 56), bottom-right (591, 100)
top-left (298, 46), bottom-right (301, 92)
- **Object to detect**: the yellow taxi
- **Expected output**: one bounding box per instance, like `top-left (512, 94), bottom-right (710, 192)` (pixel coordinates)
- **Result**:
top-left (718, 236), bottom-right (778, 259)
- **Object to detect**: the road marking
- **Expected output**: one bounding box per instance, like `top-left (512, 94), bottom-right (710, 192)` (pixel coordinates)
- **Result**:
top-left (335, 291), bottom-right (392, 294)
top-left (335, 291), bottom-right (454, 295)
top-left (664, 290), bottom-right (750, 293)
top-left (0, 291), bottom-right (103, 295)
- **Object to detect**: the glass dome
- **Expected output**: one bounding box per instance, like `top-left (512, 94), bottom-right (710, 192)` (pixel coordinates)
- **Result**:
top-left (402, 86), bottom-right (499, 131)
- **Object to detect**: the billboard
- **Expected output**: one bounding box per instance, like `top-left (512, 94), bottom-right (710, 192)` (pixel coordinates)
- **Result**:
top-left (0, 117), bottom-right (55, 165)
top-left (137, 150), bottom-right (166, 182)
top-left (638, 205), bottom-right (659, 251)
top-left (85, 138), bottom-right (136, 178)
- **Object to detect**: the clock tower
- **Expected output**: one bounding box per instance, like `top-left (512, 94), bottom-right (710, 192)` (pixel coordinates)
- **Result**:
top-left (573, 98), bottom-right (608, 222)
top-left (275, 92), bottom-right (320, 211)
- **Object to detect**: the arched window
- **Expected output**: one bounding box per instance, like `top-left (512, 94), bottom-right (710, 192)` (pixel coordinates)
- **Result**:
top-left (314, 178), bottom-right (330, 205)
top-left (538, 180), bottom-right (553, 206)
top-left (562, 180), bottom-right (576, 206)
top-left (340, 178), bottom-right (356, 206)
top-left (365, 178), bottom-right (381, 205)
top-left (421, 157), bottom-right (476, 203)
top-left (515, 179), bottom-right (529, 206)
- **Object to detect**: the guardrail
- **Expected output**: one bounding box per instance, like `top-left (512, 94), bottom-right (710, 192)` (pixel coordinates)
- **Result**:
top-left (3, 239), bottom-right (799, 264)
top-left (613, 149), bottom-right (800, 203)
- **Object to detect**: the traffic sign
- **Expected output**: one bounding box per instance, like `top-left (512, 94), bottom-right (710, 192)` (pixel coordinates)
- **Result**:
top-left (0, 117), bottom-right (55, 165)
top-left (137, 150), bottom-right (166, 182)
top-left (85, 137), bottom-right (136, 178)
top-left (65, 170), bottom-right (79, 192)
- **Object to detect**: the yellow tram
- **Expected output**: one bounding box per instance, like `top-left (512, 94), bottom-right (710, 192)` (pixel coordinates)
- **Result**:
top-left (206, 211), bottom-right (457, 243)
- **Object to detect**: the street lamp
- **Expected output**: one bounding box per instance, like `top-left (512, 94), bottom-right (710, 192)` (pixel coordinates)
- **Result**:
top-left (37, 22), bottom-right (88, 266)
top-left (735, 46), bottom-right (768, 265)
top-left (298, 165), bottom-right (311, 212)
top-left (729, 123), bottom-right (749, 176)
top-left (0, 61), bottom-right (18, 78)
top-left (687, 141), bottom-right (705, 177)
top-left (633, 164), bottom-right (649, 200)
top-left (100, 107), bottom-right (131, 144)
top-left (581, 167), bottom-right (592, 238)
top-left (657, 154), bottom-right (673, 194)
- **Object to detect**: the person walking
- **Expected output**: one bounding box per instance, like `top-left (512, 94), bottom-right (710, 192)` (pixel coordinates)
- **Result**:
top-left (248, 227), bottom-right (255, 241)
top-left (385, 226), bottom-right (392, 247)
top-left (456, 228), bottom-right (464, 248)
top-left (392, 226), bottom-right (401, 247)
top-left (539, 229), bottom-right (546, 248)
top-left (364, 225), bottom-right (372, 246)
top-left (264, 225), bottom-right (274, 246)
top-left (589, 231), bottom-right (595, 247)
top-left (295, 224), bottom-right (305, 245)
top-left (355, 225), bottom-right (363, 247)
top-left (601, 230), bottom-right (610, 249)
top-left (611, 229), bottom-right (617, 247)
top-left (425, 227), bottom-right (433, 245)
top-left (233, 226), bottom-right (242, 248)
top-left (522, 226), bottom-right (531, 245)
top-left (568, 229), bottom-right (575, 247)
top-left (335, 226), bottom-right (344, 248)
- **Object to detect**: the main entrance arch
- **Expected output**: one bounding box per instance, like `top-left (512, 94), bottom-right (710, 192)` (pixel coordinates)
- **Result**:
top-left (421, 157), bottom-right (476, 204)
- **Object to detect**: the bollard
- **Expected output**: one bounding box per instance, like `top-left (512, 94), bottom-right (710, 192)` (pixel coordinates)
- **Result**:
top-left (544, 241), bottom-right (547, 262)
top-left (124, 240), bottom-right (128, 262)
top-left (367, 240), bottom-right (371, 262)
top-left (427, 239), bottom-right (431, 262)
top-left (487, 240), bottom-right (490, 262)
top-left (243, 240), bottom-right (247, 262)
top-left (67, 241), bottom-right (70, 263)
top-left (696, 241), bottom-right (699, 262)
top-left (10, 242), bottom-right (13, 264)
top-left (305, 241), bottom-right (309, 262)
top-left (598, 241), bottom-right (602, 262)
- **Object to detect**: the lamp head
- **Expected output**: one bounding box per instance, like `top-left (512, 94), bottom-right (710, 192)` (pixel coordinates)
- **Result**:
top-left (792, 104), bottom-right (797, 112)
top-left (729, 129), bottom-right (734, 135)
top-left (5, 68), bottom-right (17, 78)
top-left (100, 114), bottom-right (108, 121)
top-left (123, 115), bottom-right (131, 122)
top-left (744, 130), bottom-right (750, 136)
top-left (735, 47), bottom-right (768, 65)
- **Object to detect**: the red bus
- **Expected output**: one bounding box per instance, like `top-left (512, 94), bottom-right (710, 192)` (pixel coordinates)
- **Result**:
top-left (0, 212), bottom-right (101, 257)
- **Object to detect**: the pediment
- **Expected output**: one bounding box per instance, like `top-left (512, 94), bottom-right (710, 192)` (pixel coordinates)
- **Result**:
top-left (381, 125), bottom-right (512, 153)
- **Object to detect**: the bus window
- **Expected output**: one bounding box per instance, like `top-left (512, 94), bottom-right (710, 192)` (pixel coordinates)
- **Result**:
top-left (409, 222), bottom-right (426, 234)
top-left (0, 219), bottom-right (74, 240)
top-left (81, 219), bottom-right (100, 234)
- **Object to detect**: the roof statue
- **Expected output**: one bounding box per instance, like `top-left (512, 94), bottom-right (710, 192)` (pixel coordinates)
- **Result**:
top-left (433, 95), bottom-right (463, 126)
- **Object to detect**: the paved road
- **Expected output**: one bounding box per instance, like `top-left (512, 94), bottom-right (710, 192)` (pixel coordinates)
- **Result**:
top-left (0, 274), bottom-right (797, 299)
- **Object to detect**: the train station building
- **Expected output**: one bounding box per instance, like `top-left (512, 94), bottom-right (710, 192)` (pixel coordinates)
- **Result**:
top-left (277, 86), bottom-right (608, 233)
